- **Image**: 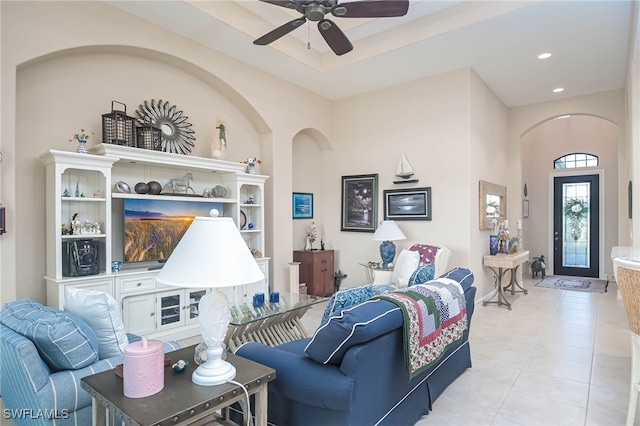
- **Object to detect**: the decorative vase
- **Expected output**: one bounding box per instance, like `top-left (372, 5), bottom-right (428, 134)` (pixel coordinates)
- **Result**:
top-left (245, 162), bottom-right (256, 174)
top-left (379, 241), bottom-right (396, 268)
top-left (211, 138), bottom-right (227, 160)
top-left (76, 140), bottom-right (88, 154)
top-left (489, 235), bottom-right (498, 255)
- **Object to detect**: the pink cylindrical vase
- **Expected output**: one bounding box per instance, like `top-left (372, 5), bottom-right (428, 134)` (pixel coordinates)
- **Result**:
top-left (123, 336), bottom-right (164, 398)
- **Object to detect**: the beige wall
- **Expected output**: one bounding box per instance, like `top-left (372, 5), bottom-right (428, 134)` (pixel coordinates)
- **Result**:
top-left (469, 71), bottom-right (509, 298)
top-left (326, 69), bottom-right (472, 288)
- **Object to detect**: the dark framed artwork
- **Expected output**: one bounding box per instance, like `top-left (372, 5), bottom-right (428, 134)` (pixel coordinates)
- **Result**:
top-left (341, 174), bottom-right (378, 232)
top-left (0, 206), bottom-right (5, 234)
top-left (383, 187), bottom-right (432, 221)
top-left (292, 192), bottom-right (313, 219)
top-left (523, 199), bottom-right (530, 218)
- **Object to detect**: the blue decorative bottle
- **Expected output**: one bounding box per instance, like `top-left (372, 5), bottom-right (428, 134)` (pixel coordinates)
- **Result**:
top-left (489, 235), bottom-right (499, 256)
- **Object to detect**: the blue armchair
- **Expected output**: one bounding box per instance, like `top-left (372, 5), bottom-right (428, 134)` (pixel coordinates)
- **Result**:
top-left (0, 299), bottom-right (180, 425)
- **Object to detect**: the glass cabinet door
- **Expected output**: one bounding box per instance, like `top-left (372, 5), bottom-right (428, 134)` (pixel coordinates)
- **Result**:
top-left (157, 290), bottom-right (184, 330)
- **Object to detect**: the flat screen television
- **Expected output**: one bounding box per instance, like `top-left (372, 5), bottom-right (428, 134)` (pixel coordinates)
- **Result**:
top-left (123, 198), bottom-right (223, 264)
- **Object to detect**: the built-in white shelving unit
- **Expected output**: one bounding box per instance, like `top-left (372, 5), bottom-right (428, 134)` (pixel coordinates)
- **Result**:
top-left (41, 145), bottom-right (269, 341)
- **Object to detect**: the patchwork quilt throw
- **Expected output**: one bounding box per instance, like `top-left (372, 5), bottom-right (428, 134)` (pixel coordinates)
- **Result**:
top-left (375, 279), bottom-right (467, 380)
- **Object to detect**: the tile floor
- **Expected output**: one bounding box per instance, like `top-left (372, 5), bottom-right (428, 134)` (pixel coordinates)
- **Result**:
top-left (229, 276), bottom-right (637, 426)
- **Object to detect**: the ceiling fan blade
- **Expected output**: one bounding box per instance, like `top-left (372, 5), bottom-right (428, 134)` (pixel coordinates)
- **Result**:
top-left (318, 19), bottom-right (353, 56)
top-left (254, 17), bottom-right (307, 45)
top-left (331, 0), bottom-right (409, 18)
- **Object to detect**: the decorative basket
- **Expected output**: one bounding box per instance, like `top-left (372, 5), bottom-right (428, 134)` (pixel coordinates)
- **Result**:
top-left (102, 101), bottom-right (136, 147)
top-left (136, 125), bottom-right (162, 151)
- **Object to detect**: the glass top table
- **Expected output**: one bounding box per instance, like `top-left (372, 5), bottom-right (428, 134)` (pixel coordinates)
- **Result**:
top-left (225, 292), bottom-right (328, 351)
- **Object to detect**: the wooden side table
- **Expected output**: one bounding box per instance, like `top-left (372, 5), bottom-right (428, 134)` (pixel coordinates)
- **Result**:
top-left (81, 346), bottom-right (275, 426)
top-left (483, 250), bottom-right (529, 310)
top-left (293, 250), bottom-right (335, 296)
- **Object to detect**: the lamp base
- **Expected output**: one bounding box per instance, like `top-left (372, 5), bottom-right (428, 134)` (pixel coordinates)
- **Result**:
top-left (379, 240), bottom-right (396, 268)
top-left (192, 291), bottom-right (236, 386)
top-left (192, 355), bottom-right (236, 386)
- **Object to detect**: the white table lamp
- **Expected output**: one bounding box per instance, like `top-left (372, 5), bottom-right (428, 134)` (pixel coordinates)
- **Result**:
top-left (372, 220), bottom-right (406, 268)
top-left (156, 209), bottom-right (264, 386)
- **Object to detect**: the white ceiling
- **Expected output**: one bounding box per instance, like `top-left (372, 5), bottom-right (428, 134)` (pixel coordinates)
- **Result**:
top-left (105, 0), bottom-right (635, 107)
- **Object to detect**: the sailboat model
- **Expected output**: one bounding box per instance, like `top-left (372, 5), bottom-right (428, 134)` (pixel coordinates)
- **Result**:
top-left (394, 154), bottom-right (418, 184)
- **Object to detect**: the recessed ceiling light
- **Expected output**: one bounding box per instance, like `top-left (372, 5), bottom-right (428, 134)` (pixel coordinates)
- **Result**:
top-left (553, 88), bottom-right (564, 93)
top-left (538, 53), bottom-right (552, 59)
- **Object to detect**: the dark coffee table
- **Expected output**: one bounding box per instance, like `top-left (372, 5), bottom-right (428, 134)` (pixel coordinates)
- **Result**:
top-left (81, 345), bottom-right (275, 426)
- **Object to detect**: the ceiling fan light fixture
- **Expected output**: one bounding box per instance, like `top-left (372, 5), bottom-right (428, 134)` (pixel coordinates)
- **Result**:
top-left (255, 0), bottom-right (409, 55)
top-left (307, 4), bottom-right (327, 21)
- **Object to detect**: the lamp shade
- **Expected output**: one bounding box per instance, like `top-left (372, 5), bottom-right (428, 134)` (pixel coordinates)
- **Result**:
top-left (156, 210), bottom-right (263, 289)
top-left (372, 220), bottom-right (406, 242)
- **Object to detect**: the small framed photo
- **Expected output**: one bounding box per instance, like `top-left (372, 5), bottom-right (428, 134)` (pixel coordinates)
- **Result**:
top-left (0, 206), bottom-right (5, 234)
top-left (523, 199), bottom-right (530, 218)
top-left (383, 187), bottom-right (431, 221)
top-left (292, 192), bottom-right (313, 219)
top-left (341, 174), bottom-right (378, 232)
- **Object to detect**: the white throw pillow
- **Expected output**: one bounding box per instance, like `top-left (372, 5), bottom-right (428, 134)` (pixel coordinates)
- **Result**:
top-left (64, 287), bottom-right (129, 359)
top-left (390, 249), bottom-right (420, 287)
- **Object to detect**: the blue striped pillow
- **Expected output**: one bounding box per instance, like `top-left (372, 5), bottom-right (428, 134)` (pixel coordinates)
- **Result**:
top-left (0, 299), bottom-right (99, 371)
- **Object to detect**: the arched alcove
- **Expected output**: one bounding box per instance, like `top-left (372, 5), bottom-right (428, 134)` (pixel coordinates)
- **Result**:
top-left (520, 114), bottom-right (618, 277)
top-left (292, 128), bottom-right (331, 250)
top-left (13, 46), bottom-right (274, 301)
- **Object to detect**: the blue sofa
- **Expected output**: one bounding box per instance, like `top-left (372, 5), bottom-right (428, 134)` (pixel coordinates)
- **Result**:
top-left (0, 299), bottom-right (180, 426)
top-left (235, 268), bottom-right (477, 426)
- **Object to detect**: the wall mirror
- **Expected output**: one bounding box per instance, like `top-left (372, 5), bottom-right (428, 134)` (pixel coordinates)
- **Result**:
top-left (479, 180), bottom-right (506, 229)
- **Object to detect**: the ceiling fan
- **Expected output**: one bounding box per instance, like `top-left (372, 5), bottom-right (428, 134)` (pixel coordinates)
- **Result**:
top-left (254, 0), bottom-right (410, 56)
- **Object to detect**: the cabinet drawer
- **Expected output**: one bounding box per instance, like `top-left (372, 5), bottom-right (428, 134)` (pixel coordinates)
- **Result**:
top-left (119, 276), bottom-right (156, 294)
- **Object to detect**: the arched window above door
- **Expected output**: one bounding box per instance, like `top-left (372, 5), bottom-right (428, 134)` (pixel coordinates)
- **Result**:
top-left (554, 153), bottom-right (599, 169)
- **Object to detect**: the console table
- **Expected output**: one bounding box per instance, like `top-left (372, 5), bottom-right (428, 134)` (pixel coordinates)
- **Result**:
top-left (483, 250), bottom-right (529, 310)
top-left (81, 345), bottom-right (275, 426)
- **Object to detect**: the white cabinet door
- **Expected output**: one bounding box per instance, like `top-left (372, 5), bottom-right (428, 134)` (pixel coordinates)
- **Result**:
top-left (122, 294), bottom-right (155, 336)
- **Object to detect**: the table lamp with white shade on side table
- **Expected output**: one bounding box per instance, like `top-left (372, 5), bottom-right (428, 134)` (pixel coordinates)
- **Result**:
top-left (372, 220), bottom-right (406, 268)
top-left (156, 209), bottom-right (264, 386)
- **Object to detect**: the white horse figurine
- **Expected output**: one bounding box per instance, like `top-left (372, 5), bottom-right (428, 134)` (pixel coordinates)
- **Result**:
top-left (164, 172), bottom-right (195, 194)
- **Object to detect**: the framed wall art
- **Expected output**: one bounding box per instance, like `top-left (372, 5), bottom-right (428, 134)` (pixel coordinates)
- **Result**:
top-left (292, 192), bottom-right (313, 219)
top-left (341, 174), bottom-right (378, 232)
top-left (383, 187), bottom-right (432, 221)
top-left (479, 180), bottom-right (506, 229)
